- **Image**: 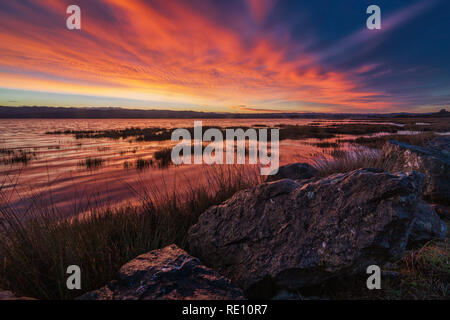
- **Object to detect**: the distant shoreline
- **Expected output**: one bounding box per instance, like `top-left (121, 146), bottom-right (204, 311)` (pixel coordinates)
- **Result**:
top-left (1, 106), bottom-right (448, 119)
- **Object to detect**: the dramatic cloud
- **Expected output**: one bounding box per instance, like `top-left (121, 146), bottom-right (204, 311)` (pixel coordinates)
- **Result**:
top-left (246, 0), bottom-right (279, 23)
top-left (0, 0), bottom-right (449, 113)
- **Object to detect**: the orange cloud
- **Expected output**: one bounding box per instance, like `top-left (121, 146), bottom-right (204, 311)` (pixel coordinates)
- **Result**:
top-left (0, 0), bottom-right (394, 112)
top-left (229, 105), bottom-right (296, 113)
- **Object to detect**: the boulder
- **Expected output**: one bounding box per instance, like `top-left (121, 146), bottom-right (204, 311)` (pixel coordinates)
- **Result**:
top-left (425, 136), bottom-right (450, 156)
top-left (188, 169), bottom-right (439, 295)
top-left (78, 244), bottom-right (244, 300)
top-left (382, 137), bottom-right (450, 204)
top-left (267, 163), bottom-right (319, 182)
top-left (409, 202), bottom-right (448, 244)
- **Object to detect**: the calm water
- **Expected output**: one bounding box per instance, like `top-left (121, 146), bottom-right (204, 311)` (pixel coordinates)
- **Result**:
top-left (0, 118), bottom-right (376, 216)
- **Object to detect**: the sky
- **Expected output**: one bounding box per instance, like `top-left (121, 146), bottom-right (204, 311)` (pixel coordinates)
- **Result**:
top-left (0, 0), bottom-right (449, 113)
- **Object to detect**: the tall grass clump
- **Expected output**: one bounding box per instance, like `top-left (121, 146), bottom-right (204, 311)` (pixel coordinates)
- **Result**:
top-left (393, 239), bottom-right (449, 299)
top-left (341, 132), bottom-right (437, 149)
top-left (313, 132), bottom-right (443, 177)
top-left (315, 239), bottom-right (449, 300)
top-left (153, 147), bottom-right (172, 168)
top-left (312, 147), bottom-right (385, 177)
top-left (135, 158), bottom-right (153, 170)
top-left (1, 149), bottom-right (36, 165)
top-left (0, 165), bottom-right (262, 300)
top-left (78, 157), bottom-right (104, 170)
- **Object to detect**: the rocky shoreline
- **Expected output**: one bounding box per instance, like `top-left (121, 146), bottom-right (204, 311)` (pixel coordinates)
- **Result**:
top-left (1, 137), bottom-right (448, 300)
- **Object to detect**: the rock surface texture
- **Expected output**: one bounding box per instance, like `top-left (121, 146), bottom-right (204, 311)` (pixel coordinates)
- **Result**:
top-left (267, 163), bottom-right (319, 182)
top-left (78, 244), bottom-right (244, 300)
top-left (382, 137), bottom-right (450, 205)
top-left (409, 201), bottom-right (447, 243)
top-left (188, 169), bottom-right (444, 294)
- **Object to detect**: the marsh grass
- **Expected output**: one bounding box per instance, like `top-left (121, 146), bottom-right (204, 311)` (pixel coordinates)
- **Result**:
top-left (312, 147), bottom-right (385, 177)
top-left (306, 139), bottom-right (449, 299)
top-left (78, 157), bottom-right (104, 170)
top-left (394, 239), bottom-right (450, 298)
top-left (2, 121), bottom-right (448, 300)
top-left (153, 147), bottom-right (172, 168)
top-left (47, 122), bottom-right (447, 142)
top-left (1, 148), bottom-right (36, 165)
top-left (307, 141), bottom-right (341, 148)
top-left (0, 148), bottom-right (14, 155)
top-left (277, 123), bottom-right (404, 140)
top-left (124, 144), bottom-right (254, 171)
top-left (311, 131), bottom-right (445, 177)
top-left (340, 132), bottom-right (437, 149)
top-left (119, 148), bottom-right (137, 155)
top-left (308, 238), bottom-right (449, 300)
top-left (135, 158), bottom-right (153, 170)
top-left (0, 165), bottom-right (261, 300)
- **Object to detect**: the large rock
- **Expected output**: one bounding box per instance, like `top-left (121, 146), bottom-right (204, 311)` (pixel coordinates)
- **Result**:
top-left (425, 136), bottom-right (450, 156)
top-left (382, 137), bottom-right (450, 204)
top-left (78, 245), bottom-right (244, 300)
top-left (188, 169), bottom-right (441, 295)
top-left (267, 163), bottom-right (319, 182)
top-left (409, 202), bottom-right (447, 244)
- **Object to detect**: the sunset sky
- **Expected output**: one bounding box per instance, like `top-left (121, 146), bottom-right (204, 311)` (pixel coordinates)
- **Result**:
top-left (0, 0), bottom-right (449, 113)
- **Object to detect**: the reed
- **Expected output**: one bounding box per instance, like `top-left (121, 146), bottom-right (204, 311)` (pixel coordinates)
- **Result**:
top-left (0, 165), bottom-right (261, 299)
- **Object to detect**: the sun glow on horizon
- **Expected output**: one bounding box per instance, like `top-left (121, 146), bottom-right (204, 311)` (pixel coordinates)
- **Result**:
top-left (0, 0), bottom-right (448, 113)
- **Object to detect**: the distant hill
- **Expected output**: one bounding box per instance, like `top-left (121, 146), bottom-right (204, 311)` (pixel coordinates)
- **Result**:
top-left (0, 106), bottom-right (448, 119)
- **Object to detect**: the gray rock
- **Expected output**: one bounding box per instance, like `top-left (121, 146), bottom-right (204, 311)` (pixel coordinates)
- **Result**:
top-left (382, 137), bottom-right (450, 205)
top-left (267, 163), bottom-right (319, 182)
top-left (425, 136), bottom-right (450, 157)
top-left (410, 202), bottom-right (447, 243)
top-left (188, 169), bottom-right (435, 294)
top-left (78, 245), bottom-right (244, 300)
